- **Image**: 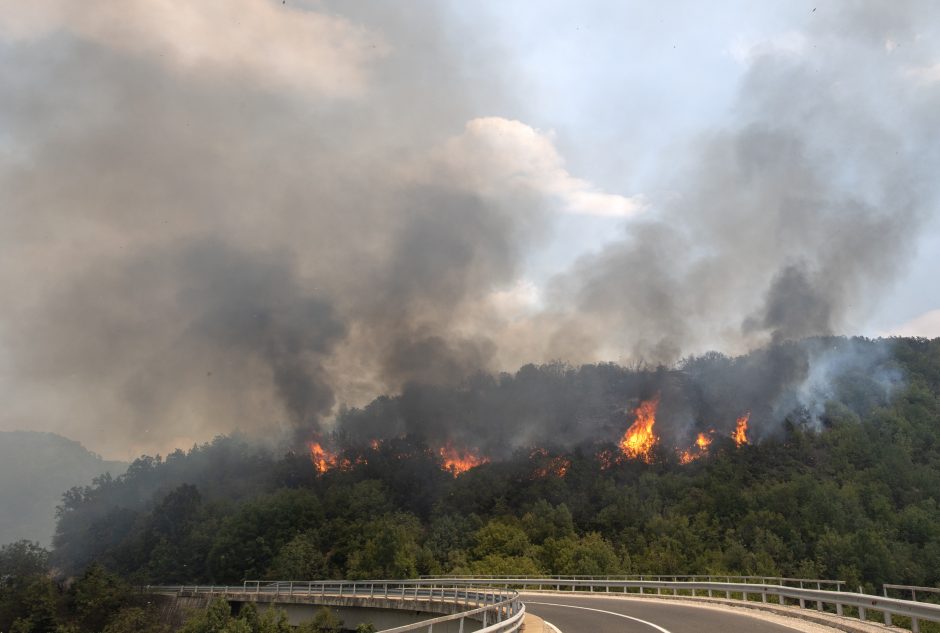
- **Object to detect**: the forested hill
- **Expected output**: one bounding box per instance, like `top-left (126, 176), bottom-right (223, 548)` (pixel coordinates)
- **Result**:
top-left (50, 337), bottom-right (940, 591)
top-left (0, 431), bottom-right (126, 546)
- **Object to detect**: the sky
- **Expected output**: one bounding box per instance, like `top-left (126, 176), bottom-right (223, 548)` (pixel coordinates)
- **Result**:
top-left (0, 1), bottom-right (938, 459)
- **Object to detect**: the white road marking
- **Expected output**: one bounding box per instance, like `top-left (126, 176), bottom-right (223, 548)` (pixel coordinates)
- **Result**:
top-left (526, 601), bottom-right (674, 633)
top-left (542, 620), bottom-right (563, 633)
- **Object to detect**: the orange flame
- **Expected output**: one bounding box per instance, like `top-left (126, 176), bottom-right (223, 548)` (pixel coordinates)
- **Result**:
top-left (596, 448), bottom-right (617, 470)
top-left (532, 455), bottom-right (571, 478)
top-left (733, 412), bottom-right (750, 446)
top-left (438, 442), bottom-right (488, 476)
top-left (309, 441), bottom-right (338, 474)
top-left (679, 431), bottom-right (713, 464)
top-left (619, 395), bottom-right (660, 463)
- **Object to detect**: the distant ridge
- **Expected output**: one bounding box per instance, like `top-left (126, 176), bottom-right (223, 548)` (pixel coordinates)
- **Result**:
top-left (0, 430), bottom-right (127, 546)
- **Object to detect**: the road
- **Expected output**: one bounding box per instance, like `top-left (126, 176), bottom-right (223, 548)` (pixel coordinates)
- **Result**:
top-left (522, 593), bottom-right (814, 633)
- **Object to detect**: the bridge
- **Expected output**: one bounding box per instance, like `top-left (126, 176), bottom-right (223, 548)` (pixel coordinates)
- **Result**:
top-left (150, 576), bottom-right (940, 633)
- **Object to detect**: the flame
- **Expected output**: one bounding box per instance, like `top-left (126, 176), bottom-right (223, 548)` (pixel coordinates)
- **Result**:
top-left (596, 448), bottom-right (617, 470)
top-left (309, 441), bottom-right (338, 474)
top-left (369, 438), bottom-right (381, 450)
top-left (733, 412), bottom-right (750, 446)
top-left (532, 454), bottom-right (571, 478)
top-left (551, 456), bottom-right (570, 477)
top-left (679, 431), bottom-right (713, 464)
top-left (438, 442), bottom-right (488, 476)
top-left (619, 395), bottom-right (660, 463)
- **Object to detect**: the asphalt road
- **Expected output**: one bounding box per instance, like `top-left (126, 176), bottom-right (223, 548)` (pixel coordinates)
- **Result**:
top-left (522, 593), bottom-right (811, 633)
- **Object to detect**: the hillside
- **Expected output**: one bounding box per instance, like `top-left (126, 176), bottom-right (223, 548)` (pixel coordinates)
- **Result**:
top-left (47, 337), bottom-right (940, 590)
top-left (0, 431), bottom-right (126, 546)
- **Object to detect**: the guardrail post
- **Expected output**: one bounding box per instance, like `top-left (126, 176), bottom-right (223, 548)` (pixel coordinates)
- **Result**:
top-left (883, 587), bottom-right (891, 626)
top-left (458, 617), bottom-right (464, 633)
top-left (816, 582), bottom-right (822, 610)
top-left (912, 617), bottom-right (920, 633)
top-left (858, 587), bottom-right (866, 621)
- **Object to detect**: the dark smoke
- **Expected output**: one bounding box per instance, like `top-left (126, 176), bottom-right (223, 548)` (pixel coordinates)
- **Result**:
top-left (335, 337), bottom-right (903, 457)
top-left (0, 2), bottom-right (937, 457)
top-left (744, 263), bottom-right (833, 344)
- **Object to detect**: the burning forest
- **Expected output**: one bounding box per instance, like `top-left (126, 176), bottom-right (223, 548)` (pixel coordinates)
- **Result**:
top-left (4, 3), bottom-right (940, 631)
top-left (301, 337), bottom-right (896, 478)
top-left (309, 338), bottom-right (903, 478)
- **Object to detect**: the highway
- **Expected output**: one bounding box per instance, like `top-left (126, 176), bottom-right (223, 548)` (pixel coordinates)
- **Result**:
top-left (522, 593), bottom-right (816, 633)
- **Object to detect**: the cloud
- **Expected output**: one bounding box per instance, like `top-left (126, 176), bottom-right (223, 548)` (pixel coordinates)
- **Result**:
top-left (0, 0), bottom-right (385, 97)
top-left (728, 31), bottom-right (807, 65)
top-left (905, 62), bottom-right (940, 84)
top-left (430, 117), bottom-right (643, 218)
top-left (886, 309), bottom-right (940, 338)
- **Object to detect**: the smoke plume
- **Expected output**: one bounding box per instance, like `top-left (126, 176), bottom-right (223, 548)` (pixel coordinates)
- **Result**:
top-left (0, 1), bottom-right (937, 457)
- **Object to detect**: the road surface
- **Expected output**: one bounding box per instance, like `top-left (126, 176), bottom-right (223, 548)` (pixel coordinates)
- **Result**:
top-left (522, 593), bottom-right (821, 633)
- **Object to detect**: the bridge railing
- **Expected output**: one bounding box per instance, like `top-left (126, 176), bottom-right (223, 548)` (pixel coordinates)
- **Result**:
top-left (884, 584), bottom-right (940, 604)
top-left (146, 581), bottom-right (525, 633)
top-left (423, 574), bottom-right (845, 590)
top-left (422, 576), bottom-right (940, 633)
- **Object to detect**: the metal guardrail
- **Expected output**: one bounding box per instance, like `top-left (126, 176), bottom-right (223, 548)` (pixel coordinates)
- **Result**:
top-left (424, 574), bottom-right (846, 589)
top-left (148, 581), bottom-right (525, 633)
top-left (885, 584), bottom-right (940, 604)
top-left (424, 576), bottom-right (940, 633)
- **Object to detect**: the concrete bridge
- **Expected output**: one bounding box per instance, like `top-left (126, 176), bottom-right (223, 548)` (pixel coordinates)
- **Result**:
top-left (149, 576), bottom-right (940, 633)
top-left (150, 581), bottom-right (523, 632)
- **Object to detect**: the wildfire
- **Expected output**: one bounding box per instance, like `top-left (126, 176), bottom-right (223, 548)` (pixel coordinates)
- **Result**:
top-left (596, 448), bottom-right (617, 470)
top-left (733, 412), bottom-right (750, 446)
top-left (438, 442), bottom-right (488, 476)
top-left (619, 395), bottom-right (660, 463)
top-left (532, 455), bottom-right (571, 478)
top-left (679, 431), bottom-right (713, 464)
top-left (309, 441), bottom-right (339, 474)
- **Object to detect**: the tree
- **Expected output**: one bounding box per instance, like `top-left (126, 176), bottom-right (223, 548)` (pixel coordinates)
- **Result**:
top-left (179, 597), bottom-right (233, 633)
top-left (0, 542), bottom-right (50, 582)
top-left (255, 607), bottom-right (292, 633)
top-left (101, 607), bottom-right (171, 633)
top-left (296, 607), bottom-right (342, 633)
top-left (70, 563), bottom-right (129, 632)
top-left (265, 532), bottom-right (325, 580)
top-left (347, 514), bottom-right (421, 579)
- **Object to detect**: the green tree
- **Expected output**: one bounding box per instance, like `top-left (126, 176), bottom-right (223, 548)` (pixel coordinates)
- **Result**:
top-left (70, 563), bottom-right (129, 632)
top-left (347, 514), bottom-right (421, 579)
top-left (296, 607), bottom-right (342, 633)
top-left (0, 542), bottom-right (50, 581)
top-left (255, 607), bottom-right (292, 633)
top-left (473, 520), bottom-right (532, 558)
top-left (179, 597), bottom-right (233, 633)
top-left (101, 606), bottom-right (171, 633)
top-left (265, 532), bottom-right (325, 580)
